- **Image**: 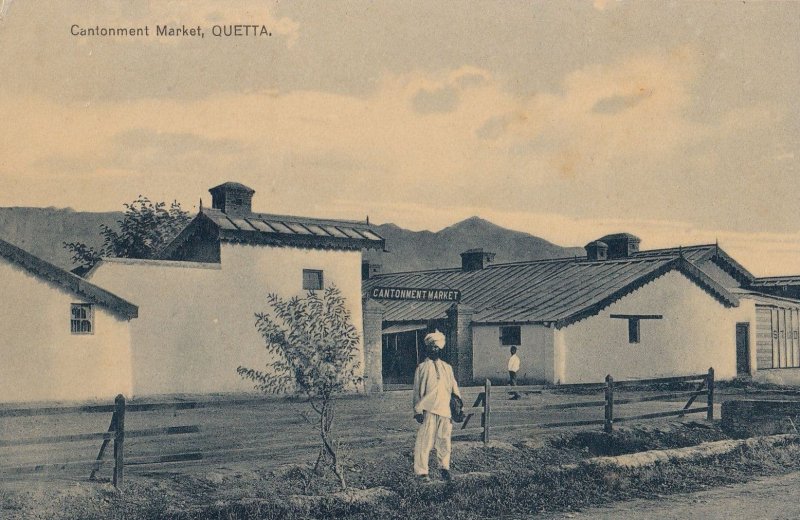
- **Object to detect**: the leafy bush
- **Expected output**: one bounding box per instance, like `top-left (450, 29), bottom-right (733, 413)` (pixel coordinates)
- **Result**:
top-left (64, 196), bottom-right (190, 271)
top-left (238, 286), bottom-right (362, 489)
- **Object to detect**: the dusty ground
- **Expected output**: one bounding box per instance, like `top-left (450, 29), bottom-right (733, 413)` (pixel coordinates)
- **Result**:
top-left (1, 421), bottom-right (791, 519)
top-left (1, 386), bottom-right (797, 518)
top-left (544, 471), bottom-right (800, 520)
top-left (0, 386), bottom-right (727, 479)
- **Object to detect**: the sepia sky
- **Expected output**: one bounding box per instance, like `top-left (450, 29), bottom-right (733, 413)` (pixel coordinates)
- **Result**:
top-left (0, 1), bottom-right (799, 275)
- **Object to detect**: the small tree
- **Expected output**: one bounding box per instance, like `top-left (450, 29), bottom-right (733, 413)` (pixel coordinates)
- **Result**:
top-left (237, 286), bottom-right (362, 490)
top-left (64, 196), bottom-right (190, 271)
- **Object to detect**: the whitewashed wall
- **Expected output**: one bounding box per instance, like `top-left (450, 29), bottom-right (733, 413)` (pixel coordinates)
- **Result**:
top-left (0, 261), bottom-right (133, 402)
top-left (472, 324), bottom-right (552, 383)
top-left (556, 270), bottom-right (753, 384)
top-left (87, 244), bottom-right (364, 396)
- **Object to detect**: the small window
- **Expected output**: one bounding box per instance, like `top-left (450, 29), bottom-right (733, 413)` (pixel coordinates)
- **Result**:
top-left (610, 314), bottom-right (661, 344)
top-left (628, 318), bottom-right (640, 344)
top-left (302, 269), bottom-right (324, 291)
top-left (70, 303), bottom-right (94, 335)
top-left (500, 326), bottom-right (521, 346)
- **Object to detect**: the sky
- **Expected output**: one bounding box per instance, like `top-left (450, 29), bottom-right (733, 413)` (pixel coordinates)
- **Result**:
top-left (0, 1), bottom-right (798, 275)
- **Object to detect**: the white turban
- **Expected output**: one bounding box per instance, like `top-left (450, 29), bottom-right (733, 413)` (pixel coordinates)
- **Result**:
top-left (424, 330), bottom-right (446, 349)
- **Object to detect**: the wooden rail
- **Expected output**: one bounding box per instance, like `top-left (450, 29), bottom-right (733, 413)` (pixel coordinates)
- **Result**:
top-left (0, 369), bottom-right (717, 484)
top-left (468, 368), bottom-right (715, 443)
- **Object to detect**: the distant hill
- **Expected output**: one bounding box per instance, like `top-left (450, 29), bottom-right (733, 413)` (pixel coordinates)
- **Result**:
top-left (0, 207), bottom-right (123, 270)
top-left (0, 208), bottom-right (583, 273)
top-left (364, 216), bottom-right (584, 273)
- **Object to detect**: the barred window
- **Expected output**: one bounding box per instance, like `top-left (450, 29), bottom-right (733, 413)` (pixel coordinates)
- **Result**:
top-left (71, 303), bottom-right (94, 335)
top-left (302, 269), bottom-right (324, 291)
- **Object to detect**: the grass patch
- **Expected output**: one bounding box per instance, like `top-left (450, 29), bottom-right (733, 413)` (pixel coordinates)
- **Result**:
top-left (5, 425), bottom-right (800, 520)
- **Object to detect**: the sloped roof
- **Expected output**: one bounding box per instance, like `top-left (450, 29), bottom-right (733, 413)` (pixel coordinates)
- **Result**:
top-left (209, 181), bottom-right (255, 194)
top-left (0, 238), bottom-right (138, 320)
top-left (732, 289), bottom-right (800, 309)
top-left (364, 255), bottom-right (737, 328)
top-left (160, 208), bottom-right (385, 256)
top-left (631, 244), bottom-right (755, 284)
top-left (750, 275), bottom-right (800, 288)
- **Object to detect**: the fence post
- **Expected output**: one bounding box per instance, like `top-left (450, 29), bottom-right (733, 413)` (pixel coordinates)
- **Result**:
top-left (604, 375), bottom-right (614, 434)
top-left (707, 367), bottom-right (715, 421)
top-left (89, 409), bottom-right (116, 481)
top-left (483, 379), bottom-right (491, 444)
top-left (113, 394), bottom-right (126, 488)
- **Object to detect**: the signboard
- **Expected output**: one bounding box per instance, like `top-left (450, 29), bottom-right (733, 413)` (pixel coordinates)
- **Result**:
top-left (370, 286), bottom-right (461, 302)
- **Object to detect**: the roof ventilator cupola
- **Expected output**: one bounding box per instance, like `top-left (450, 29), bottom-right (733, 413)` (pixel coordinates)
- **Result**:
top-left (460, 248), bottom-right (496, 272)
top-left (208, 182), bottom-right (256, 216)
top-left (585, 240), bottom-right (609, 261)
top-left (597, 233), bottom-right (641, 260)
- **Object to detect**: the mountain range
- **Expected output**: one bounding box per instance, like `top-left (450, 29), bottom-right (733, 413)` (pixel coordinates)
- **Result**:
top-left (0, 208), bottom-right (583, 273)
top-left (363, 217), bottom-right (584, 273)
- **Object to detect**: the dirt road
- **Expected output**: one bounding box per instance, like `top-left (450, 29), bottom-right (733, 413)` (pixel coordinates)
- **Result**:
top-left (0, 387), bottom-right (723, 479)
top-left (545, 471), bottom-right (800, 520)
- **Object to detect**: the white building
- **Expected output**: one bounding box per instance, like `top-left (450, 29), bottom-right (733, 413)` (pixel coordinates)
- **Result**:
top-left (365, 234), bottom-right (800, 386)
top-left (0, 238), bottom-right (137, 402)
top-left (86, 182), bottom-right (384, 396)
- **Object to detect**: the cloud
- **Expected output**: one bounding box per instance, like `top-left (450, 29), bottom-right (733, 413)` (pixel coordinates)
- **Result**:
top-left (411, 86), bottom-right (460, 114)
top-left (32, 129), bottom-right (247, 177)
top-left (0, 0), bottom-right (14, 21)
top-left (592, 89), bottom-right (653, 113)
top-left (0, 1), bottom-right (302, 102)
top-left (592, 0), bottom-right (621, 12)
top-left (0, 46), bottom-right (797, 253)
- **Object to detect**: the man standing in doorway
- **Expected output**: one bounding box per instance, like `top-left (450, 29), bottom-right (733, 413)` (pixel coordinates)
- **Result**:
top-left (508, 346), bottom-right (521, 400)
top-left (413, 330), bottom-right (461, 482)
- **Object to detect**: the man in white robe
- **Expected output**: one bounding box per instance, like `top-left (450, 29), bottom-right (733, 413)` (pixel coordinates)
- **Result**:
top-left (412, 330), bottom-right (461, 481)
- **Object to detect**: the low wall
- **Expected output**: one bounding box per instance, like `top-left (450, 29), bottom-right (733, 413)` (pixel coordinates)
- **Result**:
top-left (721, 399), bottom-right (800, 437)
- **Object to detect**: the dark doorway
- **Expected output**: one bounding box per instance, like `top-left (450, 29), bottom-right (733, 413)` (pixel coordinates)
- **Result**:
top-left (382, 330), bottom-right (423, 387)
top-left (736, 322), bottom-right (750, 375)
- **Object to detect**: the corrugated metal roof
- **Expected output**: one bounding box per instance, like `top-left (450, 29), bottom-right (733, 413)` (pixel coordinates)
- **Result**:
top-left (751, 276), bottom-right (800, 287)
top-left (0, 238), bottom-right (138, 320)
top-left (631, 244), bottom-right (755, 284)
top-left (365, 254), bottom-right (738, 328)
top-left (383, 323), bottom-right (427, 334)
top-left (190, 208), bottom-right (384, 252)
top-left (734, 290), bottom-right (800, 309)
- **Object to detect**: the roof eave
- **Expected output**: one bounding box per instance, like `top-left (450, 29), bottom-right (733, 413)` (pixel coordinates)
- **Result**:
top-left (709, 247), bottom-right (755, 285)
top-left (218, 229), bottom-right (384, 251)
top-left (0, 239), bottom-right (139, 320)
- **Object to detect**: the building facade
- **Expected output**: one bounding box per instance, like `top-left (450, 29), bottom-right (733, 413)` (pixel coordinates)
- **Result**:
top-left (0, 239), bottom-right (137, 402)
top-left (86, 182), bottom-right (384, 396)
top-left (364, 234), bottom-right (800, 387)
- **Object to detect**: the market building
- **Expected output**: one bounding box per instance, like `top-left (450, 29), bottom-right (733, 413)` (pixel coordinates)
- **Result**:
top-left (0, 238), bottom-right (137, 402)
top-left (86, 181), bottom-right (384, 396)
top-left (363, 234), bottom-right (800, 388)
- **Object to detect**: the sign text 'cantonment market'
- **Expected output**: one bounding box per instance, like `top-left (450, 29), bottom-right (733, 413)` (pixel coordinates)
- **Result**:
top-left (370, 286), bottom-right (461, 302)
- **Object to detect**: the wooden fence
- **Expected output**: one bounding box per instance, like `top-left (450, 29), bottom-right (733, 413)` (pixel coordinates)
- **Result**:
top-left (0, 394), bottom-right (206, 487)
top-left (459, 368), bottom-right (715, 443)
top-left (0, 369), bottom-right (714, 487)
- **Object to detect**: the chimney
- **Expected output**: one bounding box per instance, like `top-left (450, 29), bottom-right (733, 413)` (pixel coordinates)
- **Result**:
top-left (585, 240), bottom-right (609, 261)
top-left (598, 233), bottom-right (641, 259)
top-left (461, 248), bottom-right (495, 272)
top-left (208, 182), bottom-right (255, 216)
top-left (362, 260), bottom-right (381, 280)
